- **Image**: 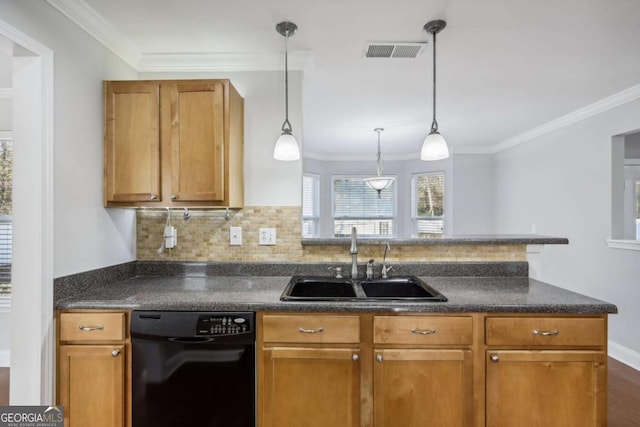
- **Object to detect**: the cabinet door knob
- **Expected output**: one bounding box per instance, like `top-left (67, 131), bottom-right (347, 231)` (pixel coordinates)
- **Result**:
top-left (171, 194), bottom-right (178, 200)
top-left (490, 354), bottom-right (499, 363)
top-left (352, 354), bottom-right (359, 362)
top-left (376, 354), bottom-right (383, 363)
top-left (149, 194), bottom-right (158, 201)
top-left (111, 349), bottom-right (120, 357)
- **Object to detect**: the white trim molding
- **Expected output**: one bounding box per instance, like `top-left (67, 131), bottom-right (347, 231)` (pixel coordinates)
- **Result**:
top-left (46, 0), bottom-right (140, 68)
top-left (606, 239), bottom-right (640, 251)
top-left (491, 83), bottom-right (640, 153)
top-left (138, 51), bottom-right (312, 72)
top-left (0, 351), bottom-right (9, 368)
top-left (609, 340), bottom-right (640, 371)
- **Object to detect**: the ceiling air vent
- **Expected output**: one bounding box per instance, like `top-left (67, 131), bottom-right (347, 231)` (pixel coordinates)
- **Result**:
top-left (363, 42), bottom-right (427, 59)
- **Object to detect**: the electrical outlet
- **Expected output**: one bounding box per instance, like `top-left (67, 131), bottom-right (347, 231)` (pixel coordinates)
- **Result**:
top-left (230, 227), bottom-right (242, 245)
top-left (164, 226), bottom-right (177, 249)
top-left (259, 228), bottom-right (276, 245)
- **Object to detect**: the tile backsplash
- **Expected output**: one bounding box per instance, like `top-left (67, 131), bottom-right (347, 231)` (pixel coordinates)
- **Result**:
top-left (136, 206), bottom-right (526, 262)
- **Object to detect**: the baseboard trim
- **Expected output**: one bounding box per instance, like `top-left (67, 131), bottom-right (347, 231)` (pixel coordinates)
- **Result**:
top-left (609, 340), bottom-right (640, 371)
top-left (0, 350), bottom-right (9, 367)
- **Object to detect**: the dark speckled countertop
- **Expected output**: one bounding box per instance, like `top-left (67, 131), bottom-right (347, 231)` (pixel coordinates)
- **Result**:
top-left (56, 273), bottom-right (617, 314)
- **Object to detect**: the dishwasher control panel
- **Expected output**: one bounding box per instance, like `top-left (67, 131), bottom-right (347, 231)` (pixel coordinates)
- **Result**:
top-left (196, 314), bottom-right (252, 336)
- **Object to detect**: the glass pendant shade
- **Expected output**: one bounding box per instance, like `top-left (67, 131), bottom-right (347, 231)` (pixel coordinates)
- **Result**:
top-left (364, 176), bottom-right (395, 191)
top-left (273, 131), bottom-right (300, 161)
top-left (420, 130), bottom-right (449, 161)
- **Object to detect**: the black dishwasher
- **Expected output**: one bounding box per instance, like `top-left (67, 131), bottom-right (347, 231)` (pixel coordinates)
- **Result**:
top-left (131, 311), bottom-right (255, 427)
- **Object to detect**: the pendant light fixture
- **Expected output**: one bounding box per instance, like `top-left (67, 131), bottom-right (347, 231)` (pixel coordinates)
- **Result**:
top-left (364, 128), bottom-right (395, 197)
top-left (273, 21), bottom-right (300, 161)
top-left (421, 19), bottom-right (449, 161)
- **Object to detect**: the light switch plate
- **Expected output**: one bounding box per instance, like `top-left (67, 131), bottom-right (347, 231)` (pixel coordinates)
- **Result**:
top-left (230, 226), bottom-right (242, 245)
top-left (259, 228), bottom-right (276, 245)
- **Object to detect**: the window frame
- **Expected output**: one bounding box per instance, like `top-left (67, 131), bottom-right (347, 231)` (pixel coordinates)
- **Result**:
top-left (331, 174), bottom-right (398, 237)
top-left (411, 171), bottom-right (445, 235)
top-left (302, 173), bottom-right (320, 238)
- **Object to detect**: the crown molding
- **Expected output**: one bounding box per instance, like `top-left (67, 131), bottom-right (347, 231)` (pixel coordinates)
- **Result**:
top-left (449, 145), bottom-right (495, 154)
top-left (0, 88), bottom-right (12, 99)
top-left (46, 0), bottom-right (140, 69)
top-left (492, 83), bottom-right (640, 153)
top-left (138, 51), bottom-right (312, 72)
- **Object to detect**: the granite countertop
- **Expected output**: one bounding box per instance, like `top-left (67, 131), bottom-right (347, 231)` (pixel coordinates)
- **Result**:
top-left (56, 275), bottom-right (617, 314)
top-left (301, 234), bottom-right (569, 246)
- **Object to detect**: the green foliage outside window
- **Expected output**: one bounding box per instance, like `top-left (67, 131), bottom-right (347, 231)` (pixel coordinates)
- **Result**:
top-left (415, 174), bottom-right (444, 217)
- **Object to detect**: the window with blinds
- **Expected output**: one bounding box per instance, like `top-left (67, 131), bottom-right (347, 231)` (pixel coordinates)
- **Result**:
top-left (302, 174), bottom-right (320, 237)
top-left (0, 138), bottom-right (12, 297)
top-left (332, 176), bottom-right (395, 237)
top-left (412, 172), bottom-right (444, 235)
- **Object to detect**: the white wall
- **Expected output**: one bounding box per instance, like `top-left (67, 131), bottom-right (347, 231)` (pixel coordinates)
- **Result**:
top-left (0, 1), bottom-right (139, 278)
top-left (139, 71), bottom-right (303, 207)
top-left (493, 99), bottom-right (640, 365)
top-left (451, 154), bottom-right (495, 235)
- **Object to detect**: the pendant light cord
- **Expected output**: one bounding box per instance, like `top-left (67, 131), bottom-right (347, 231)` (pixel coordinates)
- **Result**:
top-left (376, 129), bottom-right (384, 176)
top-left (282, 32), bottom-right (292, 133)
top-left (431, 30), bottom-right (438, 133)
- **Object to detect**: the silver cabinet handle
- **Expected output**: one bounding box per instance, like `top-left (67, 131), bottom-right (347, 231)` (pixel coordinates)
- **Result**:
top-left (490, 354), bottom-right (499, 363)
top-left (533, 329), bottom-right (560, 336)
top-left (149, 194), bottom-right (158, 201)
top-left (171, 194), bottom-right (178, 200)
top-left (352, 354), bottom-right (359, 362)
top-left (78, 325), bottom-right (104, 332)
top-left (376, 354), bottom-right (383, 363)
top-left (411, 328), bottom-right (437, 335)
top-left (298, 327), bottom-right (324, 334)
top-left (111, 349), bottom-right (120, 357)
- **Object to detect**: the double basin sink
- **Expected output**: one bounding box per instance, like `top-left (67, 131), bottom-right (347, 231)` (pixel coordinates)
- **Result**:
top-left (280, 275), bottom-right (447, 302)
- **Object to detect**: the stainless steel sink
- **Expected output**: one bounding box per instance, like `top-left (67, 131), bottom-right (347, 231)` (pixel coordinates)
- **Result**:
top-left (280, 276), bottom-right (447, 302)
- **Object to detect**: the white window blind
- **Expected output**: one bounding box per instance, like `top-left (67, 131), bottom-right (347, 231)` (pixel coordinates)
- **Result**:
top-left (0, 138), bottom-right (12, 297)
top-left (302, 174), bottom-right (320, 237)
top-left (332, 176), bottom-right (395, 237)
top-left (412, 172), bottom-right (444, 235)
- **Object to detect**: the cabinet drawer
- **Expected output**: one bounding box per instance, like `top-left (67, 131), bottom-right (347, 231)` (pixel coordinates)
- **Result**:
top-left (262, 314), bottom-right (360, 343)
top-left (60, 312), bottom-right (126, 342)
top-left (485, 317), bottom-right (605, 346)
top-left (374, 316), bottom-right (473, 345)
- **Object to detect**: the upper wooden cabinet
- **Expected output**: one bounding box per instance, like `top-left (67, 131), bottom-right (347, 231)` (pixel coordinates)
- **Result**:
top-left (103, 79), bottom-right (244, 208)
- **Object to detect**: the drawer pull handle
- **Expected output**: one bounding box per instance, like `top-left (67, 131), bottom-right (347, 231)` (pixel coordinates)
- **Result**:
top-left (376, 354), bottom-right (383, 363)
top-left (111, 349), bottom-right (120, 357)
top-left (79, 325), bottom-right (104, 332)
top-left (490, 354), bottom-right (499, 363)
top-left (533, 329), bottom-right (559, 336)
top-left (352, 354), bottom-right (359, 362)
top-left (298, 327), bottom-right (324, 334)
top-left (411, 328), bottom-right (437, 335)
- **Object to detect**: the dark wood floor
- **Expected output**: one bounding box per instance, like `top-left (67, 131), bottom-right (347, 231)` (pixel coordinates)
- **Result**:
top-left (0, 359), bottom-right (637, 423)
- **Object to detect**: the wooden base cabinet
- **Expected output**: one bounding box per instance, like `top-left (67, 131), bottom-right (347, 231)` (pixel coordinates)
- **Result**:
top-left (58, 345), bottom-right (125, 427)
top-left (259, 314), bottom-right (361, 427)
top-left (486, 351), bottom-right (606, 427)
top-left (57, 311), bottom-right (129, 427)
top-left (262, 347), bottom-right (361, 427)
top-left (374, 349), bottom-right (473, 427)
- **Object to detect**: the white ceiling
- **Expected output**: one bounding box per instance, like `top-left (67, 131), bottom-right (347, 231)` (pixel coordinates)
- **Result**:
top-left (73, 0), bottom-right (640, 157)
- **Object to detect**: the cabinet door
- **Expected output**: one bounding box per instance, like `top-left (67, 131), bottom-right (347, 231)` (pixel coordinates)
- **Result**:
top-left (58, 345), bottom-right (125, 427)
top-left (167, 81), bottom-right (225, 202)
top-left (262, 347), bottom-right (360, 427)
top-left (104, 82), bottom-right (160, 203)
top-left (486, 351), bottom-right (606, 427)
top-left (373, 349), bottom-right (473, 427)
